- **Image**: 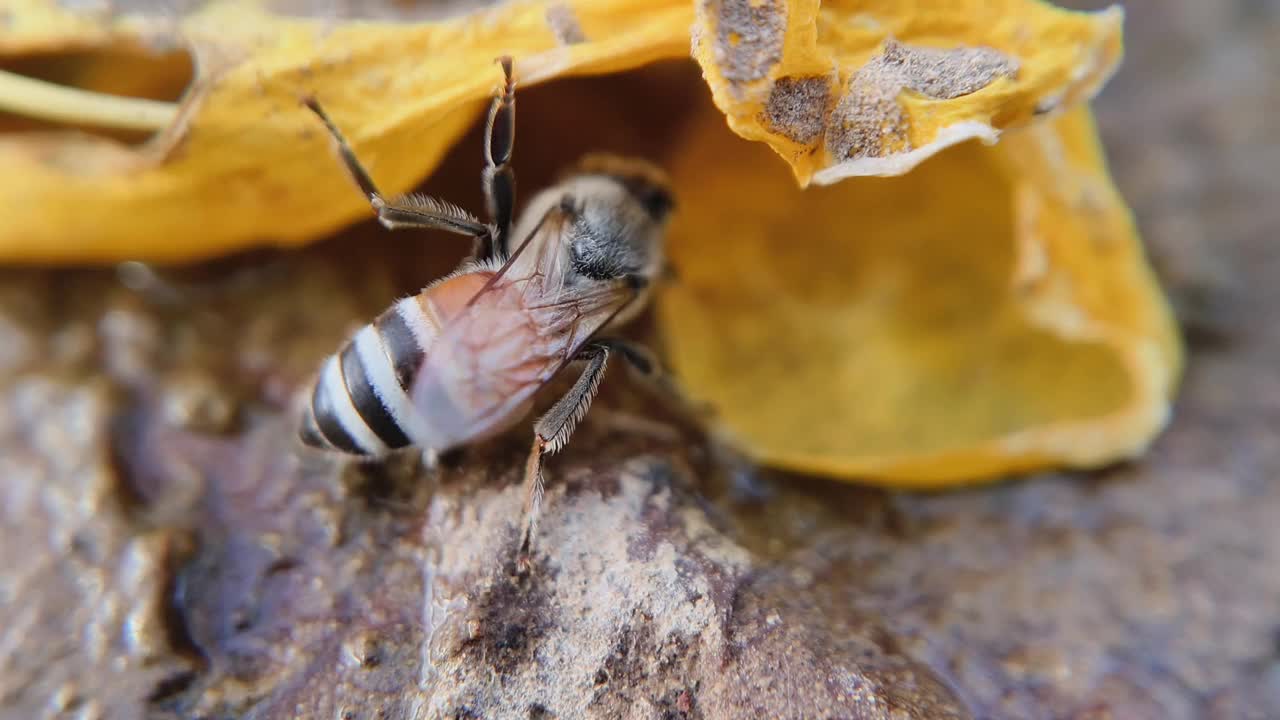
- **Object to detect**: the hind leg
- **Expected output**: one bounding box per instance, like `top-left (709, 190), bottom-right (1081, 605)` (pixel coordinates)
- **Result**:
top-left (517, 343), bottom-right (611, 562)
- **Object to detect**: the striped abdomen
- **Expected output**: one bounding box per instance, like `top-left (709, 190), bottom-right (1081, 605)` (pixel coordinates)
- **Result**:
top-left (300, 268), bottom-right (595, 458)
top-left (299, 293), bottom-right (442, 457)
top-left (298, 292), bottom-right (440, 453)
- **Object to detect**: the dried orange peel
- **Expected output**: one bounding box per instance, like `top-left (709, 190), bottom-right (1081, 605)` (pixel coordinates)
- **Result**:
top-left (692, 0), bottom-right (1123, 185)
top-left (657, 103), bottom-right (1180, 484)
top-left (0, 0), bottom-right (1181, 486)
top-left (0, 0), bottom-right (694, 263)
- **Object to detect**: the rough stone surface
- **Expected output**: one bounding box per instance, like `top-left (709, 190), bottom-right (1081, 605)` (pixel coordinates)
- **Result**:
top-left (2, 1), bottom-right (1278, 718)
top-left (0, 375), bottom-right (193, 720)
top-left (126, 374), bottom-right (968, 719)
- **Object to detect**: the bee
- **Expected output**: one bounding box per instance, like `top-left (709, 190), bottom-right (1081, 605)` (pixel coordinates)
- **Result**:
top-left (297, 57), bottom-right (674, 554)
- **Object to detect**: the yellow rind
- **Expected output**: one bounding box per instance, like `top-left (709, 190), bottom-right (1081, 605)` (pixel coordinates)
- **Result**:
top-left (656, 104), bottom-right (1182, 486)
top-left (0, 0), bottom-right (693, 264)
top-left (692, 0), bottom-right (1125, 186)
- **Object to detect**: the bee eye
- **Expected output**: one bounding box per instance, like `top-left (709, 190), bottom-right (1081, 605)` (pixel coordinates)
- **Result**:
top-left (637, 186), bottom-right (674, 220)
top-left (613, 177), bottom-right (673, 220)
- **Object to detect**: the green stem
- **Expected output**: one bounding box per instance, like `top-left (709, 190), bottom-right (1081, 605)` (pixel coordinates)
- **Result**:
top-left (0, 68), bottom-right (177, 132)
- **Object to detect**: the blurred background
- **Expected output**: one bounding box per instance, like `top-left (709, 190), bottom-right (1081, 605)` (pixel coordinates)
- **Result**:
top-left (0, 1), bottom-right (1276, 718)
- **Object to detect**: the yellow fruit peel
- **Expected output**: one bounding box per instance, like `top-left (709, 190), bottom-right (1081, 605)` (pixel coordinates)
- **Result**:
top-left (692, 0), bottom-right (1123, 185)
top-left (0, 0), bottom-right (1181, 486)
top-left (0, 0), bottom-right (693, 264)
top-left (657, 102), bottom-right (1180, 485)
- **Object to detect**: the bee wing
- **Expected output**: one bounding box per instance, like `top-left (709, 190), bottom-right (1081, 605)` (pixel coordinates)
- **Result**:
top-left (443, 280), bottom-right (632, 382)
top-left (406, 280), bottom-right (634, 450)
top-left (524, 282), bottom-right (629, 313)
top-left (402, 197), bottom-right (636, 449)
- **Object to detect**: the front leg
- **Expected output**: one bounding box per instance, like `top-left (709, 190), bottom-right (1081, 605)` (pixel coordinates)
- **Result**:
top-left (483, 56), bottom-right (517, 250)
top-left (303, 97), bottom-right (495, 257)
top-left (518, 342), bottom-right (611, 558)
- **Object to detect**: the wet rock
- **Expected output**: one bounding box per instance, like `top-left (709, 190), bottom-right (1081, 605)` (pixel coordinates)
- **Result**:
top-left (0, 374), bottom-right (194, 720)
top-left (152, 415), bottom-right (965, 719)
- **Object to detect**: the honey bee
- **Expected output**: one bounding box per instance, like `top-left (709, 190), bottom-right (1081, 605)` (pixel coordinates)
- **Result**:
top-left (297, 57), bottom-right (674, 554)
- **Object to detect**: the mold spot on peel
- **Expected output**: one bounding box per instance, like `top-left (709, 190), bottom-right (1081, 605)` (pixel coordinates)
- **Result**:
top-left (825, 58), bottom-right (911, 162)
top-left (884, 40), bottom-right (1020, 100)
top-left (266, 0), bottom-right (496, 21)
top-left (545, 4), bottom-right (586, 46)
top-left (713, 0), bottom-right (786, 84)
top-left (763, 75), bottom-right (832, 145)
top-left (825, 39), bottom-right (1020, 161)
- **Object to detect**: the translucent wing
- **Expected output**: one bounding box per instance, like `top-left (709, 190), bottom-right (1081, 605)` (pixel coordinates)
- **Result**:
top-left (403, 197), bottom-right (639, 450)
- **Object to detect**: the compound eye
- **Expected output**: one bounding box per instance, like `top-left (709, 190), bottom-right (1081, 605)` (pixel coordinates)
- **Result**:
top-left (558, 193), bottom-right (581, 216)
top-left (637, 186), bottom-right (674, 220)
top-left (612, 177), bottom-right (673, 220)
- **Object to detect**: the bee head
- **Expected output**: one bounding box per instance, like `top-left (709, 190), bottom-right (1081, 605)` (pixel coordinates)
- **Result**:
top-left (556, 154), bottom-right (674, 287)
top-left (573, 154), bottom-right (675, 223)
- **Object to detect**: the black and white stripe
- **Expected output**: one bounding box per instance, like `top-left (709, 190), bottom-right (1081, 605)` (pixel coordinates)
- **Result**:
top-left (299, 297), bottom-right (437, 456)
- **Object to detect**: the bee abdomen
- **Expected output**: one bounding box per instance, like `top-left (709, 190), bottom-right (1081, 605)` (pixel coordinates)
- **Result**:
top-left (300, 296), bottom-right (439, 456)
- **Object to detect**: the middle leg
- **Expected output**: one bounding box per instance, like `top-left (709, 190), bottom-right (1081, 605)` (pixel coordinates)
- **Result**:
top-left (592, 337), bottom-right (708, 420)
top-left (518, 341), bottom-right (611, 557)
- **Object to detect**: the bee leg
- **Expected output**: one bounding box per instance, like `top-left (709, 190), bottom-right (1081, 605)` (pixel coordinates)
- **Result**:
top-left (594, 338), bottom-right (657, 376)
top-left (517, 342), bottom-right (611, 560)
top-left (592, 338), bottom-right (711, 421)
top-left (437, 446), bottom-right (468, 470)
top-left (517, 435), bottom-right (548, 568)
top-left (302, 96), bottom-right (496, 259)
top-left (483, 56), bottom-right (517, 256)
